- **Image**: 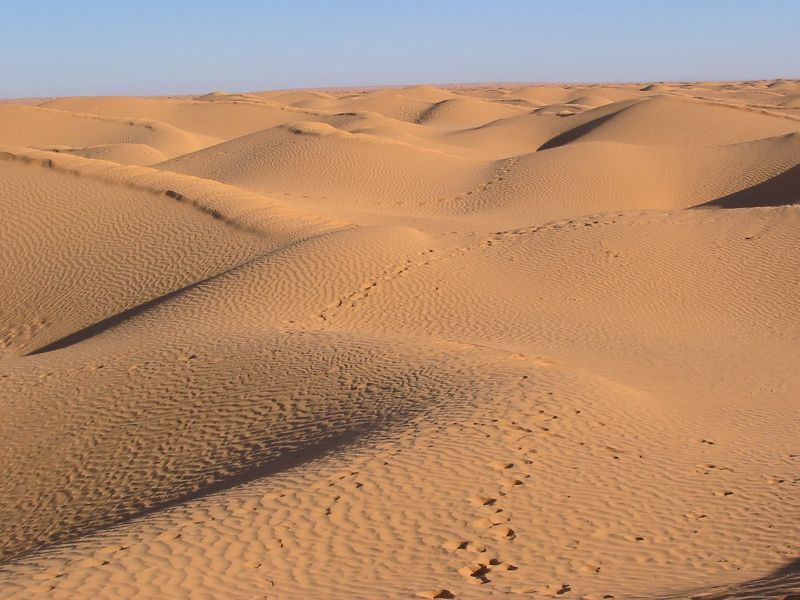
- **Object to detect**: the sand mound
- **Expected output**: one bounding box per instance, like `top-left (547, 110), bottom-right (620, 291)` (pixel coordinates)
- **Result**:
top-left (0, 103), bottom-right (218, 159)
top-left (260, 90), bottom-right (337, 108)
top-left (417, 97), bottom-right (527, 129)
top-left (767, 79), bottom-right (800, 91)
top-left (541, 95), bottom-right (800, 148)
top-left (43, 95), bottom-right (329, 139)
top-left (49, 142), bottom-right (166, 165)
top-left (1, 80), bottom-right (799, 600)
top-left (511, 85), bottom-right (572, 105)
top-left (640, 82), bottom-right (671, 92)
top-left (0, 146), bottom-right (337, 358)
top-left (780, 95), bottom-right (800, 108)
top-left (430, 133), bottom-right (800, 227)
top-left (397, 84), bottom-right (460, 102)
top-left (156, 122), bottom-right (485, 213)
top-left (323, 89), bottom-right (433, 122)
top-left (563, 94), bottom-right (612, 107)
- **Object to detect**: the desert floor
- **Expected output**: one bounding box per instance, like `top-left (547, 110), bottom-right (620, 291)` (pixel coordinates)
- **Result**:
top-left (1, 80), bottom-right (799, 599)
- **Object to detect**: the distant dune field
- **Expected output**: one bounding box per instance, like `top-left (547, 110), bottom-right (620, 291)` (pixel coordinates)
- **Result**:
top-left (1, 80), bottom-right (799, 599)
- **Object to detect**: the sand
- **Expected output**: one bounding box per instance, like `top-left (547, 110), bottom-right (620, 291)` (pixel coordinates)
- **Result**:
top-left (0, 80), bottom-right (798, 599)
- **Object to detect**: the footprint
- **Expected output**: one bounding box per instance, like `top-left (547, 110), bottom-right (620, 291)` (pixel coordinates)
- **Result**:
top-left (458, 562), bottom-right (491, 584)
top-left (501, 478), bottom-right (524, 488)
top-left (538, 582), bottom-right (571, 596)
top-left (695, 464), bottom-right (732, 475)
top-left (31, 571), bottom-right (65, 582)
top-left (490, 527), bottom-right (516, 542)
top-left (441, 539), bottom-right (469, 551)
top-left (489, 557), bottom-right (517, 571)
top-left (577, 563), bottom-right (601, 575)
top-left (472, 517), bottom-right (495, 530)
top-left (489, 460), bottom-right (514, 470)
top-left (624, 535), bottom-right (645, 542)
top-left (468, 496), bottom-right (496, 507)
top-left (76, 558), bottom-right (109, 568)
top-left (466, 542), bottom-right (487, 553)
top-left (416, 590), bottom-right (455, 599)
top-left (488, 511), bottom-right (510, 525)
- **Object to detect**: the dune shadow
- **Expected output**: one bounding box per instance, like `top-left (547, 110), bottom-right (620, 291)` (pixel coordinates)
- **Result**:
top-left (698, 164), bottom-right (800, 209)
top-left (537, 111), bottom-right (621, 151)
top-left (0, 425), bottom-right (367, 566)
top-left (26, 277), bottom-right (212, 356)
top-left (659, 557), bottom-right (800, 599)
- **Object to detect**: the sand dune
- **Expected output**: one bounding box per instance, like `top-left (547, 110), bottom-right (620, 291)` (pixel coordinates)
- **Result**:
top-left (1, 81), bottom-right (799, 600)
top-left (156, 121), bottom-right (488, 216)
top-left (417, 97), bottom-right (528, 129)
top-left (442, 133), bottom-right (800, 224)
top-left (541, 95), bottom-right (800, 148)
top-left (0, 103), bottom-right (219, 163)
top-left (43, 95), bottom-right (332, 140)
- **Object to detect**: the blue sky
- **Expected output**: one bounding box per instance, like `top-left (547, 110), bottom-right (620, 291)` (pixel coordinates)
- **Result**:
top-left (1, 0), bottom-right (798, 97)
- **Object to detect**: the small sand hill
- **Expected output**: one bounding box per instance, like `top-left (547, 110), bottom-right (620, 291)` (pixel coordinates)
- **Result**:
top-left (542, 94), bottom-right (800, 148)
top-left (324, 111), bottom-right (465, 156)
top-left (49, 143), bottom-right (168, 165)
top-left (565, 87), bottom-right (640, 103)
top-left (0, 147), bottom-right (335, 359)
top-left (328, 89), bottom-right (436, 122)
top-left (439, 98), bottom-right (642, 160)
top-left (562, 94), bottom-right (611, 107)
top-left (510, 85), bottom-right (573, 105)
top-left (440, 112), bottom-right (570, 158)
top-left (417, 97), bottom-right (528, 129)
top-left (767, 79), bottom-right (800, 91)
top-left (257, 90), bottom-right (338, 109)
top-left (156, 121), bottom-right (486, 212)
top-left (194, 90), bottom-right (233, 100)
top-left (396, 84), bottom-right (461, 103)
top-left (436, 133), bottom-right (800, 225)
top-left (780, 96), bottom-right (800, 108)
top-left (640, 82), bottom-right (671, 92)
top-left (0, 103), bottom-right (218, 162)
top-left (43, 95), bottom-right (331, 139)
top-left (1, 80), bottom-right (799, 600)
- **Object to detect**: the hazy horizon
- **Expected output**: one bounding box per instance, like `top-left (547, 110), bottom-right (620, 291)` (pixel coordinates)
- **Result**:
top-left (2, 0), bottom-right (798, 98)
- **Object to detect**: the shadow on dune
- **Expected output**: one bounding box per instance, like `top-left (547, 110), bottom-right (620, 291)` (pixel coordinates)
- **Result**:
top-left (699, 164), bottom-right (800, 209)
top-left (25, 281), bottom-right (203, 356)
top-left (537, 111), bottom-right (620, 151)
top-left (0, 426), bottom-right (365, 566)
top-left (659, 557), bottom-right (800, 599)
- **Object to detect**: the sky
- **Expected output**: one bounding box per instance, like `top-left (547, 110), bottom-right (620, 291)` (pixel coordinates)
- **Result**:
top-left (1, 0), bottom-right (798, 97)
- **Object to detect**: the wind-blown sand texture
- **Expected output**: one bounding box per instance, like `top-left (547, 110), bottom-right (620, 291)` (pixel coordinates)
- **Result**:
top-left (1, 80), bottom-right (799, 599)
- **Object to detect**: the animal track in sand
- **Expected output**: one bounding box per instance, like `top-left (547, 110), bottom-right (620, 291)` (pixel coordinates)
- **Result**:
top-left (313, 212), bottom-right (632, 324)
top-left (416, 589), bottom-right (455, 599)
top-left (450, 156), bottom-right (519, 204)
top-left (694, 463), bottom-right (733, 475)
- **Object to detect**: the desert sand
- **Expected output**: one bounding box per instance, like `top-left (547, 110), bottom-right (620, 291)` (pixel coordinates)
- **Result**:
top-left (0, 80), bottom-right (799, 599)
